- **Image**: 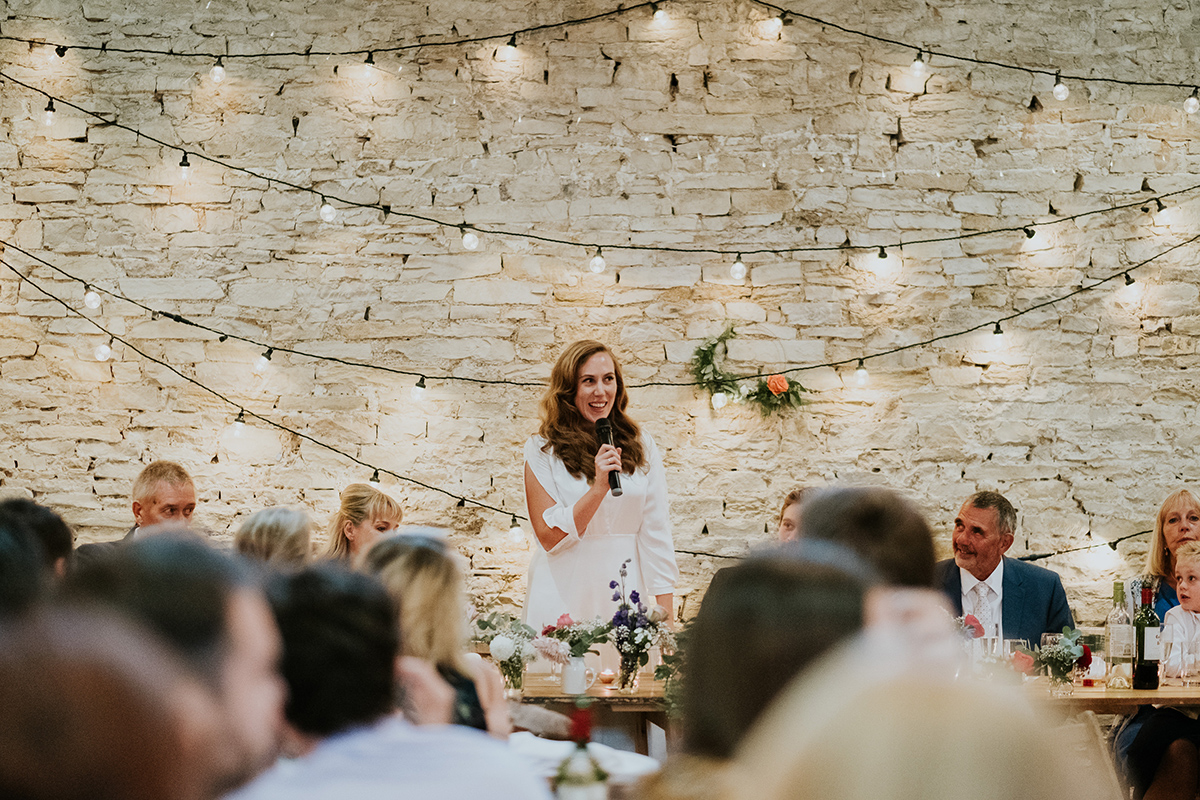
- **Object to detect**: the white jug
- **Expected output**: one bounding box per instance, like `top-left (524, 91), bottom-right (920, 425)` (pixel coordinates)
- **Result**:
top-left (562, 656), bottom-right (597, 695)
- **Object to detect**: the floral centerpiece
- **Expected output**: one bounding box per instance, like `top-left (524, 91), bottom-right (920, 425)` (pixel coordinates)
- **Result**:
top-left (956, 614), bottom-right (986, 641)
top-left (1018, 626), bottom-right (1091, 696)
top-left (473, 610), bottom-right (538, 695)
top-left (608, 559), bottom-right (674, 692)
top-left (536, 614), bottom-right (611, 665)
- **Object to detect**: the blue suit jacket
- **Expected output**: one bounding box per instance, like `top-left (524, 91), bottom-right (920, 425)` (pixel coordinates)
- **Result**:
top-left (935, 556), bottom-right (1075, 645)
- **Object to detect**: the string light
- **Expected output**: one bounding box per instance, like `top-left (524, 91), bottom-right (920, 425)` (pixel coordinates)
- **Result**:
top-left (319, 197), bottom-right (336, 222)
top-left (369, 468), bottom-right (381, 486)
top-left (711, 391), bottom-right (729, 410)
top-left (508, 515), bottom-right (524, 543)
top-left (503, 34), bottom-right (517, 55)
top-left (1187, 88), bottom-right (1200, 114)
top-left (1023, 227), bottom-right (1036, 239)
top-left (253, 348), bottom-right (274, 374)
top-left (364, 51), bottom-right (375, 65)
top-left (210, 57), bottom-right (225, 82)
top-left (1052, 71), bottom-right (1069, 101)
top-left (54, 45), bottom-right (67, 58)
top-left (461, 227), bottom-right (480, 250)
top-left (231, 409), bottom-right (246, 437)
top-left (910, 49), bottom-right (926, 75)
top-left (730, 254), bottom-right (747, 280)
top-left (854, 359), bottom-right (868, 386)
top-left (42, 98), bottom-right (55, 126)
top-left (411, 375), bottom-right (426, 400)
top-left (651, 2), bottom-right (665, 20)
top-left (877, 246), bottom-right (887, 259)
top-left (1125, 272), bottom-right (1135, 286)
top-left (588, 247), bottom-right (606, 273)
top-left (993, 321), bottom-right (1004, 336)
top-left (178, 152), bottom-right (190, 181)
top-left (83, 286), bottom-right (101, 309)
top-left (93, 338), bottom-right (113, 361)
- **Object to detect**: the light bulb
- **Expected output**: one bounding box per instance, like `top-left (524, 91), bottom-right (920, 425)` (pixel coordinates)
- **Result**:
top-left (210, 58), bottom-right (226, 83)
top-left (83, 288), bottom-right (101, 309)
top-left (254, 348), bottom-right (274, 374)
top-left (461, 229), bottom-right (480, 250)
top-left (730, 255), bottom-right (747, 280)
top-left (911, 50), bottom-right (926, 75)
top-left (232, 410), bottom-right (246, 437)
top-left (1052, 73), bottom-right (1069, 101)
top-left (854, 359), bottom-right (868, 386)
top-left (369, 468), bottom-right (381, 488)
top-left (319, 199), bottom-right (336, 222)
top-left (588, 249), bottom-right (606, 273)
top-left (651, 3), bottom-right (665, 19)
top-left (711, 391), bottom-right (728, 410)
top-left (94, 341), bottom-right (112, 361)
top-left (508, 516), bottom-right (524, 543)
top-left (179, 153), bottom-right (190, 181)
top-left (1023, 227), bottom-right (1036, 239)
top-left (43, 99), bottom-right (55, 126)
top-left (411, 375), bottom-right (427, 400)
top-left (993, 322), bottom-right (1003, 336)
top-left (54, 45), bottom-right (67, 59)
top-left (1186, 89), bottom-right (1200, 114)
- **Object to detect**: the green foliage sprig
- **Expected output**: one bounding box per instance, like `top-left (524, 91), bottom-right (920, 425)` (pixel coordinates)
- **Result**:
top-left (690, 325), bottom-right (811, 417)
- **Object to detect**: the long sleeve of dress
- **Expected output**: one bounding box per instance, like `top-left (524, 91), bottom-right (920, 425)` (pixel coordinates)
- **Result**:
top-left (523, 437), bottom-right (581, 554)
top-left (636, 434), bottom-right (679, 597)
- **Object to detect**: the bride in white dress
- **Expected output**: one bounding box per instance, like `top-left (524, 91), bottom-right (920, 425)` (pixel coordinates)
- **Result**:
top-left (522, 340), bottom-right (678, 632)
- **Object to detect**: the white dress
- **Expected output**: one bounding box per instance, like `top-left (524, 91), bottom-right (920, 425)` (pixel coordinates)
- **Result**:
top-left (522, 433), bottom-right (678, 631)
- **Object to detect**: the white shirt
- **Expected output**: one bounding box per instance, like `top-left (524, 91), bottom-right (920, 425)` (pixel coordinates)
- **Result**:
top-left (1163, 606), bottom-right (1200, 678)
top-left (225, 717), bottom-right (550, 800)
top-left (960, 559), bottom-right (1005, 640)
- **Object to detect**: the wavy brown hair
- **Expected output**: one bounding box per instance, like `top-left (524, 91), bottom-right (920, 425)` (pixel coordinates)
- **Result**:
top-left (538, 340), bottom-right (645, 480)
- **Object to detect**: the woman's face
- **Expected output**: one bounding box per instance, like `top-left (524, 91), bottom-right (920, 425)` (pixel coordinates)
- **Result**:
top-left (1163, 500), bottom-right (1200, 560)
top-left (345, 516), bottom-right (398, 556)
top-left (573, 351), bottom-right (618, 424)
top-left (778, 502), bottom-right (802, 542)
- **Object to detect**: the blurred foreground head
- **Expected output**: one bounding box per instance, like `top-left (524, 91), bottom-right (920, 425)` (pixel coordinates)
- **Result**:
top-left (0, 608), bottom-right (222, 800)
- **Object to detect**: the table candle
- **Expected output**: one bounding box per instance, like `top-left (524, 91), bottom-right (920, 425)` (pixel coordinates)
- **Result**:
top-left (599, 669), bottom-right (616, 685)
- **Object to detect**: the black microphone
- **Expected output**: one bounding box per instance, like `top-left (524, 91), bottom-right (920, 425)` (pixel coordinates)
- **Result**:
top-left (594, 418), bottom-right (623, 497)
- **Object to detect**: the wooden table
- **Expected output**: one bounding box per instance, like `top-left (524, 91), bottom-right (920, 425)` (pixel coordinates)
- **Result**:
top-left (1042, 683), bottom-right (1200, 715)
top-left (521, 673), bottom-right (669, 755)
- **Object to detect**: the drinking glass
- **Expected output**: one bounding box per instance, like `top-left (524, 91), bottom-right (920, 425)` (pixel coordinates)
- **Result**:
top-left (1183, 636), bottom-right (1200, 687)
top-left (1003, 639), bottom-right (1030, 658)
top-left (1161, 627), bottom-right (1182, 685)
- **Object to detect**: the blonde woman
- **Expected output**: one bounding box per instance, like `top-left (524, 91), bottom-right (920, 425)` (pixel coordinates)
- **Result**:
top-left (361, 531), bottom-right (510, 738)
top-left (234, 507), bottom-right (313, 566)
top-left (322, 484), bottom-right (402, 561)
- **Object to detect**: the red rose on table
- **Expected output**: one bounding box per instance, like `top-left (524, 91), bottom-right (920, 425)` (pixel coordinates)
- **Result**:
top-left (541, 624), bottom-right (557, 636)
top-left (963, 614), bottom-right (985, 639)
top-left (1077, 643), bottom-right (1092, 670)
top-left (766, 374), bottom-right (788, 395)
top-left (1012, 651), bottom-right (1036, 674)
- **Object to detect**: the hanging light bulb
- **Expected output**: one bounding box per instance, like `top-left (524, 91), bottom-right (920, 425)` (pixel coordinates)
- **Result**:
top-left (253, 348), bottom-right (274, 374)
top-left (711, 391), bottom-right (728, 410)
top-left (503, 34), bottom-right (517, 57)
top-left (588, 248), bottom-right (607, 273)
top-left (651, 2), bottom-right (665, 19)
top-left (411, 375), bottom-right (427, 400)
top-left (508, 515), bottom-right (524, 543)
top-left (83, 286), bottom-right (102, 309)
top-left (854, 359), bottom-right (868, 386)
top-left (729, 254), bottom-right (747, 280)
top-left (1052, 71), bottom-right (1069, 101)
top-left (93, 338), bottom-right (113, 362)
top-left (911, 49), bottom-right (926, 75)
top-left (461, 228), bottom-right (480, 250)
top-left (364, 51), bottom-right (375, 65)
top-left (319, 198), bottom-right (336, 222)
top-left (54, 45), bottom-right (68, 59)
top-left (210, 57), bottom-right (226, 83)
top-left (1124, 272), bottom-right (1135, 286)
top-left (993, 321), bottom-right (1003, 336)
top-left (369, 468), bottom-right (381, 488)
top-left (232, 409), bottom-right (246, 437)
top-left (1186, 88), bottom-right (1200, 114)
top-left (43, 98), bottom-right (55, 126)
top-left (1023, 226), bottom-right (1036, 239)
top-left (179, 152), bottom-right (190, 181)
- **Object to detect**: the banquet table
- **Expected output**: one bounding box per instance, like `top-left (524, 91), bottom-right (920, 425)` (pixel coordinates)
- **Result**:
top-left (1041, 683), bottom-right (1200, 715)
top-left (520, 673), bottom-right (669, 755)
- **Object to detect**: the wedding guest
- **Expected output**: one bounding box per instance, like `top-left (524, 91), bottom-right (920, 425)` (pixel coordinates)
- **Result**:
top-left (0, 520), bottom-right (46, 615)
top-left (0, 498), bottom-right (73, 578)
top-left (933, 490), bottom-right (1073, 643)
top-left (361, 531), bottom-right (510, 737)
top-left (236, 507), bottom-right (313, 567)
top-left (227, 565), bottom-right (550, 800)
top-left (0, 607), bottom-right (222, 800)
top-left (74, 460), bottom-right (198, 568)
top-left (775, 487), bottom-right (806, 542)
top-left (59, 534), bottom-right (287, 795)
top-left (322, 483), bottom-right (401, 562)
top-left (523, 340), bottom-right (677, 630)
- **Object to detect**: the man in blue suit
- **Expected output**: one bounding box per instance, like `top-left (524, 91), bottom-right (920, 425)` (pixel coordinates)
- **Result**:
top-left (934, 490), bottom-right (1073, 645)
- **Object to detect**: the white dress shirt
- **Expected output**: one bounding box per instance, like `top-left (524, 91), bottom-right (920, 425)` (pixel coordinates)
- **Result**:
top-left (960, 559), bottom-right (1005, 640)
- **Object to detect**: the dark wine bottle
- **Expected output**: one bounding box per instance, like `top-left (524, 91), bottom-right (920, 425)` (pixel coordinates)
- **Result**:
top-left (1133, 585), bottom-right (1162, 690)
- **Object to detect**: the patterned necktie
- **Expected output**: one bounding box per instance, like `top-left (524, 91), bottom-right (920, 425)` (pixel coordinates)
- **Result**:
top-left (972, 582), bottom-right (994, 637)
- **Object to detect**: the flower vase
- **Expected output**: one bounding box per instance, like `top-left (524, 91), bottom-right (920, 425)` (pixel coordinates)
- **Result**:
top-left (616, 659), bottom-right (640, 693)
top-left (1047, 675), bottom-right (1073, 698)
top-left (500, 659), bottom-right (525, 700)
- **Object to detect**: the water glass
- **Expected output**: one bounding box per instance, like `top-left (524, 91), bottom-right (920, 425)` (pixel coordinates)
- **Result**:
top-left (1183, 636), bottom-right (1200, 687)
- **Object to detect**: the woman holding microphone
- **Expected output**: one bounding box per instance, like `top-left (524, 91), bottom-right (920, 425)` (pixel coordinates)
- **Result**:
top-left (523, 340), bottom-right (678, 631)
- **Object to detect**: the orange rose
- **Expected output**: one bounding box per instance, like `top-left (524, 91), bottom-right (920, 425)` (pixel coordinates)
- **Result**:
top-left (766, 374), bottom-right (788, 396)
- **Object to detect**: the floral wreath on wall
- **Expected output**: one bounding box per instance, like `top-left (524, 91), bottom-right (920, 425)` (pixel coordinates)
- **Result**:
top-left (689, 326), bottom-right (810, 416)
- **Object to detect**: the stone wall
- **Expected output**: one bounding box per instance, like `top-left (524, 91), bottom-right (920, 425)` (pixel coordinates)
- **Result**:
top-left (3, 0), bottom-right (1199, 624)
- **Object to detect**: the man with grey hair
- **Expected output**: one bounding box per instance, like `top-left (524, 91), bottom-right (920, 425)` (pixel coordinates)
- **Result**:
top-left (934, 490), bottom-right (1073, 645)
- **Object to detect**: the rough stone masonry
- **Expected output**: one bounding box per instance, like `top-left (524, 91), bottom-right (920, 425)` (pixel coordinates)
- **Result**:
top-left (1, 0), bottom-right (1199, 623)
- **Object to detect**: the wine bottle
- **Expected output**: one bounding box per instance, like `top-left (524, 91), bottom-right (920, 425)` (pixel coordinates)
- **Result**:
top-left (1106, 581), bottom-right (1134, 690)
top-left (1133, 585), bottom-right (1162, 690)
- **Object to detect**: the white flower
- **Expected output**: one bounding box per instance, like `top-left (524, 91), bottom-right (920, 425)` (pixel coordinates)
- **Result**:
top-left (489, 634), bottom-right (517, 662)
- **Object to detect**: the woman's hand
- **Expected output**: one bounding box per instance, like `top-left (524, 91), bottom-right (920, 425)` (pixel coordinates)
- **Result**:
top-left (593, 444), bottom-right (623, 488)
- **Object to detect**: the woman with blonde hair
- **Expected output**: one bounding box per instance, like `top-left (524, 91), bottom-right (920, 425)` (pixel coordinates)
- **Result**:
top-left (361, 531), bottom-right (510, 738)
top-left (523, 340), bottom-right (677, 629)
top-left (322, 484), bottom-right (402, 561)
top-left (234, 507), bottom-right (312, 566)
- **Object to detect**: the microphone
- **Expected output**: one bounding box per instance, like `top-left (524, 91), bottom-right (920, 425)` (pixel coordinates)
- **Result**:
top-left (594, 418), bottom-right (623, 497)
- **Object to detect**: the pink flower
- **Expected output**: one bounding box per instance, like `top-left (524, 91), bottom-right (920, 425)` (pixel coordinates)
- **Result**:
top-left (556, 613), bottom-right (574, 628)
top-left (963, 614), bottom-right (985, 639)
top-left (766, 374), bottom-right (788, 396)
top-left (1012, 651), bottom-right (1035, 674)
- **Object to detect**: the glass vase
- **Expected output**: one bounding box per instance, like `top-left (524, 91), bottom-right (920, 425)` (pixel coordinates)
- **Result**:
top-left (500, 658), bottom-right (525, 700)
top-left (616, 656), bottom-right (641, 693)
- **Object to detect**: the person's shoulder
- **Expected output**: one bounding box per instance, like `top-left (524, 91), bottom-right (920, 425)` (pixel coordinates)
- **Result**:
top-left (933, 558), bottom-right (956, 581)
top-left (523, 435), bottom-right (550, 460)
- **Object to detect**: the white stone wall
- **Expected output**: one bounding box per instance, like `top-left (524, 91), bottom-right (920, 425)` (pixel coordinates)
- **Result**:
top-left (2, 0), bottom-right (1199, 623)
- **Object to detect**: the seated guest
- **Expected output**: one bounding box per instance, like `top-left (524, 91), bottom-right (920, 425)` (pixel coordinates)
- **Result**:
top-left (59, 534), bottom-right (286, 794)
top-left (775, 487), bottom-right (806, 542)
top-left (236, 507), bottom-right (313, 567)
top-left (638, 553), bottom-right (867, 800)
top-left (0, 498), bottom-right (73, 578)
top-left (74, 460), bottom-right (198, 568)
top-left (0, 521), bottom-right (46, 615)
top-left (322, 483), bottom-right (401, 562)
top-left (228, 564), bottom-right (550, 800)
top-left (361, 531), bottom-right (510, 738)
top-left (0, 607), bottom-right (222, 800)
top-left (934, 490), bottom-right (1073, 643)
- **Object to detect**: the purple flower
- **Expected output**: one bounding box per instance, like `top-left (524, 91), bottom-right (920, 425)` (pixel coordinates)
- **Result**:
top-left (609, 580), bottom-right (618, 589)
top-left (612, 592), bottom-right (620, 602)
top-left (629, 590), bottom-right (640, 604)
